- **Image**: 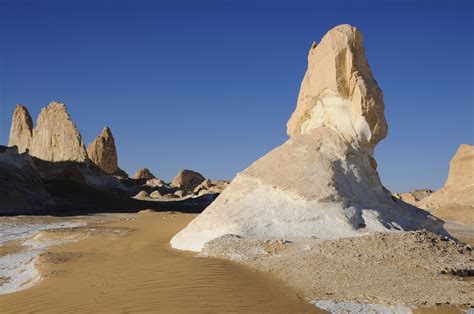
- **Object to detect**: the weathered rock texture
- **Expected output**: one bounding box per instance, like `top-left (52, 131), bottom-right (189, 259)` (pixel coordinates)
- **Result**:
top-left (8, 101), bottom-right (88, 163)
top-left (286, 25), bottom-right (388, 150)
top-left (132, 168), bottom-right (155, 180)
top-left (8, 104), bottom-right (34, 154)
top-left (418, 144), bottom-right (474, 213)
top-left (171, 169), bottom-right (206, 191)
top-left (87, 127), bottom-right (118, 174)
top-left (171, 24), bottom-right (447, 252)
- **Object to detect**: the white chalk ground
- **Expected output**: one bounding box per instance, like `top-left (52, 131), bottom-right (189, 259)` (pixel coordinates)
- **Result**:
top-left (0, 221), bottom-right (83, 295)
top-left (312, 300), bottom-right (412, 314)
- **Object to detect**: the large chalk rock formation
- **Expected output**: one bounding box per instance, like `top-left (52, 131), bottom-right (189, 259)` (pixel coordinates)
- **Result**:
top-left (171, 24), bottom-right (446, 252)
top-left (87, 127), bottom-right (118, 174)
top-left (8, 104), bottom-right (34, 153)
top-left (418, 144), bottom-right (474, 211)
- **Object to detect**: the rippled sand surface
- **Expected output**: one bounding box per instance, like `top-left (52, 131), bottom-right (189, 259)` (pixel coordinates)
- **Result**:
top-left (0, 211), bottom-right (320, 312)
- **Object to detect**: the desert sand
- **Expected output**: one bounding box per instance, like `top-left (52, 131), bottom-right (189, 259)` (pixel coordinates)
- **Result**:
top-left (0, 211), bottom-right (318, 312)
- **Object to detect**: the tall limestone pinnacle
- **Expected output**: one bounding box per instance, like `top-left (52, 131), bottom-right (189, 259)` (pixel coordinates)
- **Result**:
top-left (287, 24), bottom-right (388, 151)
top-left (8, 104), bottom-right (33, 153)
top-left (87, 127), bottom-right (119, 174)
top-left (8, 101), bottom-right (88, 163)
top-left (171, 24), bottom-right (447, 252)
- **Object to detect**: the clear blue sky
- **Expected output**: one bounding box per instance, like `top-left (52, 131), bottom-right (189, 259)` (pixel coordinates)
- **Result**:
top-left (0, 0), bottom-right (472, 192)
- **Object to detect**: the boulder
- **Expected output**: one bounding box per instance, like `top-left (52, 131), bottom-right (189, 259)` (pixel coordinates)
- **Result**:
top-left (134, 190), bottom-right (150, 199)
top-left (132, 168), bottom-right (155, 180)
top-left (171, 169), bottom-right (205, 191)
top-left (150, 190), bottom-right (162, 199)
top-left (87, 127), bottom-right (118, 174)
top-left (8, 104), bottom-right (33, 154)
top-left (144, 178), bottom-right (165, 188)
top-left (171, 24), bottom-right (447, 252)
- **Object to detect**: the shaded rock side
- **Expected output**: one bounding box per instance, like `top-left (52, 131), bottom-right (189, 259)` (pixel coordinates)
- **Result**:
top-left (171, 169), bottom-right (205, 191)
top-left (29, 101), bottom-right (88, 163)
top-left (170, 24), bottom-right (447, 252)
top-left (87, 127), bottom-right (118, 174)
top-left (8, 104), bottom-right (33, 153)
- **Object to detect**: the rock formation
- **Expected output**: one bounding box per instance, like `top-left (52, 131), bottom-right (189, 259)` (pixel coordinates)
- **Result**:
top-left (132, 168), bottom-right (155, 180)
top-left (193, 179), bottom-right (229, 195)
top-left (8, 101), bottom-right (89, 163)
top-left (8, 104), bottom-right (33, 153)
top-left (392, 189), bottom-right (434, 206)
top-left (418, 144), bottom-right (474, 213)
top-left (171, 169), bottom-right (205, 191)
top-left (87, 127), bottom-right (118, 174)
top-left (171, 24), bottom-right (446, 252)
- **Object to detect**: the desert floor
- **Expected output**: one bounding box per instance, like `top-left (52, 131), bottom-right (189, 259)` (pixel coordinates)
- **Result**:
top-left (0, 211), bottom-right (320, 312)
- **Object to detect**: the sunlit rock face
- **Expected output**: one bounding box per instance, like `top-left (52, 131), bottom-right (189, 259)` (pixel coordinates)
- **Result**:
top-left (286, 24), bottom-right (387, 151)
top-left (418, 144), bottom-right (474, 210)
top-left (87, 127), bottom-right (118, 175)
top-left (171, 24), bottom-right (447, 252)
top-left (8, 104), bottom-right (34, 154)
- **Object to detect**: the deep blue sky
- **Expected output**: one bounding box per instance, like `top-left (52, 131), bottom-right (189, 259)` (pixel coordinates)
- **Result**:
top-left (0, 0), bottom-right (472, 192)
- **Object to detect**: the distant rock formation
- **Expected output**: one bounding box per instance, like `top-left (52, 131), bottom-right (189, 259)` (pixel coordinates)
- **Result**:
top-left (418, 144), bottom-right (474, 214)
top-left (171, 169), bottom-right (205, 191)
top-left (87, 127), bottom-right (118, 174)
top-left (8, 104), bottom-right (33, 153)
top-left (132, 168), bottom-right (155, 180)
top-left (193, 179), bottom-right (229, 195)
top-left (171, 24), bottom-right (446, 252)
top-left (8, 101), bottom-right (88, 163)
top-left (392, 189), bottom-right (434, 206)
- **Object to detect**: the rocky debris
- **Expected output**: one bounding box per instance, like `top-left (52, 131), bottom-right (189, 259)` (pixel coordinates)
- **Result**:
top-left (87, 127), bottom-right (118, 174)
top-left (392, 189), bottom-right (434, 206)
top-left (29, 101), bottom-right (88, 163)
top-left (171, 169), bottom-right (205, 191)
top-left (171, 24), bottom-right (447, 252)
top-left (8, 104), bottom-right (33, 154)
top-left (419, 144), bottom-right (474, 213)
top-left (132, 168), bottom-right (155, 180)
top-left (193, 179), bottom-right (229, 195)
top-left (202, 231), bottom-right (474, 307)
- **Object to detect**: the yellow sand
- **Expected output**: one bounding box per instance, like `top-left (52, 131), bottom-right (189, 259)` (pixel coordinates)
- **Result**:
top-left (0, 211), bottom-right (319, 312)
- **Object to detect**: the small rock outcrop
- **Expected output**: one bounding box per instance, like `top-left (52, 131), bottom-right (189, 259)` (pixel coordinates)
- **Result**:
top-left (171, 169), bottom-right (205, 191)
top-left (392, 189), bottom-right (434, 206)
top-left (8, 104), bottom-right (33, 154)
top-left (418, 144), bottom-right (474, 211)
top-left (87, 127), bottom-right (118, 174)
top-left (132, 168), bottom-right (155, 180)
top-left (193, 179), bottom-right (229, 195)
top-left (171, 24), bottom-right (447, 252)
